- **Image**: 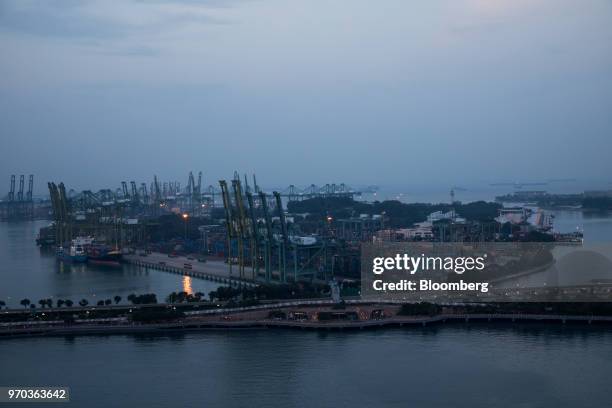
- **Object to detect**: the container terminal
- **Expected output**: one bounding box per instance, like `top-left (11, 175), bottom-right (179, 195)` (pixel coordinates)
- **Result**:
top-left (0, 171), bottom-right (584, 287)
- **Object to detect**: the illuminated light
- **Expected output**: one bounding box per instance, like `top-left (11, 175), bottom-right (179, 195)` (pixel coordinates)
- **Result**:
top-left (182, 213), bottom-right (189, 219)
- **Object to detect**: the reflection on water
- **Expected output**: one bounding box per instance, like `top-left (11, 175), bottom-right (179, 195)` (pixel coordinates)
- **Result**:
top-left (182, 275), bottom-right (193, 295)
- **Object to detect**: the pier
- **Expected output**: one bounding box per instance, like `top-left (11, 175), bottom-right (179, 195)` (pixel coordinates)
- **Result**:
top-left (125, 252), bottom-right (258, 288)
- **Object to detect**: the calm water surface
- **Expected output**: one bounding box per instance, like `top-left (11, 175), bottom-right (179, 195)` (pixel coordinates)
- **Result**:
top-left (0, 325), bottom-right (611, 408)
top-left (0, 220), bottom-right (220, 307)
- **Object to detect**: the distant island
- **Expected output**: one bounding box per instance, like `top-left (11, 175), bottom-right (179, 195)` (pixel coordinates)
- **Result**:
top-left (495, 190), bottom-right (612, 210)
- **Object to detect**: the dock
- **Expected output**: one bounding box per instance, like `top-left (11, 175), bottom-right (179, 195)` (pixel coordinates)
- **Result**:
top-left (125, 252), bottom-right (258, 287)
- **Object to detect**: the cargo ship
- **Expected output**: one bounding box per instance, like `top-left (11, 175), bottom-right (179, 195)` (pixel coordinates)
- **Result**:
top-left (86, 244), bottom-right (123, 267)
top-left (56, 238), bottom-right (90, 263)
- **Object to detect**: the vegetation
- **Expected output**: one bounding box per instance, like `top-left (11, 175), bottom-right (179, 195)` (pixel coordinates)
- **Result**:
top-left (209, 282), bottom-right (329, 303)
top-left (37, 299), bottom-right (53, 308)
top-left (287, 197), bottom-right (501, 230)
top-left (126, 293), bottom-right (158, 305)
top-left (166, 291), bottom-right (206, 304)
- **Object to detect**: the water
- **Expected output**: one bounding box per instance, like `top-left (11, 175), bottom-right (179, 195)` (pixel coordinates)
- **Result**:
top-left (0, 325), bottom-right (611, 408)
top-left (551, 209), bottom-right (612, 242)
top-left (0, 220), bottom-right (221, 307)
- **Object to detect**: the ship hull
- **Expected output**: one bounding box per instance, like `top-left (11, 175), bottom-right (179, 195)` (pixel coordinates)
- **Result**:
top-left (86, 247), bottom-right (123, 267)
top-left (56, 253), bottom-right (88, 263)
top-left (88, 258), bottom-right (122, 267)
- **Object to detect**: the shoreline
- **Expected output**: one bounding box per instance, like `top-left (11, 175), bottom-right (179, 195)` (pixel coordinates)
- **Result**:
top-left (2, 313), bottom-right (611, 340)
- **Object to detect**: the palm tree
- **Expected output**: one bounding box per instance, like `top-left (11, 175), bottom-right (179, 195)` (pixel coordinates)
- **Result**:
top-left (0, 300), bottom-right (6, 309)
top-left (104, 299), bottom-right (112, 306)
top-left (20, 298), bottom-right (31, 308)
top-left (57, 299), bottom-right (64, 308)
top-left (114, 295), bottom-right (121, 305)
top-left (38, 299), bottom-right (46, 308)
top-left (127, 294), bottom-right (136, 304)
top-left (166, 292), bottom-right (178, 303)
top-left (65, 299), bottom-right (74, 307)
top-left (79, 299), bottom-right (88, 307)
top-left (97, 300), bottom-right (104, 306)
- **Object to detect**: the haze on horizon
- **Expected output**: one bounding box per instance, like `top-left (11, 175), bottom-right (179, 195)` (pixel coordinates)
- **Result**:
top-left (1, 0), bottom-right (611, 194)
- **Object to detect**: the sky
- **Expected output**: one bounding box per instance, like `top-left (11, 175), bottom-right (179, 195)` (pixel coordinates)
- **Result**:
top-left (1, 0), bottom-right (611, 195)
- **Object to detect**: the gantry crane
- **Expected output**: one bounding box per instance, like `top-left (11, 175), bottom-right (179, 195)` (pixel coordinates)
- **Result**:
top-left (245, 191), bottom-right (261, 279)
top-left (219, 180), bottom-right (236, 278)
top-left (258, 191), bottom-right (274, 282)
top-left (273, 191), bottom-right (289, 282)
top-left (231, 178), bottom-right (248, 279)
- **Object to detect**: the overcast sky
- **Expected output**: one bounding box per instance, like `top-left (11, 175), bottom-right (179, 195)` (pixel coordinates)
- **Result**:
top-left (1, 0), bottom-right (611, 194)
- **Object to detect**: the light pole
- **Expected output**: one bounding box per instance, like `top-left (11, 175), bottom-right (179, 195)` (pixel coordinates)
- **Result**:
top-left (182, 213), bottom-right (189, 241)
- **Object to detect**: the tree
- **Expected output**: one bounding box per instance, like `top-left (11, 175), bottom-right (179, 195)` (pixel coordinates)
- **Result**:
top-left (114, 295), bottom-right (121, 305)
top-left (166, 292), bottom-right (178, 303)
top-left (38, 299), bottom-right (46, 308)
top-left (127, 294), bottom-right (136, 304)
top-left (65, 299), bottom-right (74, 307)
top-left (97, 300), bottom-right (105, 306)
top-left (0, 300), bottom-right (5, 309)
top-left (177, 291), bottom-right (188, 303)
top-left (104, 299), bottom-right (112, 306)
top-left (57, 299), bottom-right (64, 308)
top-left (20, 298), bottom-right (31, 308)
top-left (79, 299), bottom-right (89, 307)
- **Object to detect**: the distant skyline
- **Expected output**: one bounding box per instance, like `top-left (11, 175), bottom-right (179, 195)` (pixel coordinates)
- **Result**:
top-left (1, 0), bottom-right (612, 194)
